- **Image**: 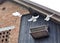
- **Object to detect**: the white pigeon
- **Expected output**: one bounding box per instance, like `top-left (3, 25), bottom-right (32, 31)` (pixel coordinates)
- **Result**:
top-left (44, 15), bottom-right (53, 21)
top-left (28, 15), bottom-right (39, 22)
top-left (0, 26), bottom-right (15, 32)
top-left (12, 12), bottom-right (22, 17)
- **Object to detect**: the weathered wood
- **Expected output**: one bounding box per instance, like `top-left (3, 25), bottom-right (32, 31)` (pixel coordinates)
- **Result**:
top-left (30, 25), bottom-right (49, 38)
top-left (19, 13), bottom-right (60, 43)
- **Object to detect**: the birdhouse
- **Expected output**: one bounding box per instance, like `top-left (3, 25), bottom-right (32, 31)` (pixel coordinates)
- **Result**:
top-left (30, 25), bottom-right (49, 38)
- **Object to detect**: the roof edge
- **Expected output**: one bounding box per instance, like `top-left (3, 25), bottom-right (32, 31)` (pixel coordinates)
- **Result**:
top-left (12, 0), bottom-right (60, 23)
top-left (1, 0), bottom-right (60, 24)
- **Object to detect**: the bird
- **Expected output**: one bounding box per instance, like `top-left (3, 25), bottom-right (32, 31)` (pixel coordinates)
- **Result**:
top-left (12, 12), bottom-right (22, 17)
top-left (0, 26), bottom-right (15, 32)
top-left (44, 14), bottom-right (53, 21)
top-left (28, 15), bottom-right (39, 22)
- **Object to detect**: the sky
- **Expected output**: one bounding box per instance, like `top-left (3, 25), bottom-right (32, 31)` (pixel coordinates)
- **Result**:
top-left (30, 0), bottom-right (60, 12)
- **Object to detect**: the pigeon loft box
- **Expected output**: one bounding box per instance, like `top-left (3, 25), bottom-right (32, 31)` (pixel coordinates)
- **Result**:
top-left (30, 25), bottom-right (49, 38)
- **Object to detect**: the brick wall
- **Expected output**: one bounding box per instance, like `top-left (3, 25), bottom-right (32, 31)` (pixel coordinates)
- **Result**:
top-left (0, 1), bottom-right (29, 43)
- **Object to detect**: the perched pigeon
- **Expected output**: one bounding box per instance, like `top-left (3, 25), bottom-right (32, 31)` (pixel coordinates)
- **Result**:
top-left (44, 15), bottom-right (53, 21)
top-left (12, 12), bottom-right (22, 17)
top-left (28, 15), bottom-right (39, 22)
top-left (0, 26), bottom-right (15, 32)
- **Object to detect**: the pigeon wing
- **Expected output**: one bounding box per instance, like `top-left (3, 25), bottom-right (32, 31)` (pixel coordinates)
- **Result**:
top-left (34, 15), bottom-right (39, 18)
top-left (44, 17), bottom-right (50, 21)
top-left (28, 17), bottom-right (33, 22)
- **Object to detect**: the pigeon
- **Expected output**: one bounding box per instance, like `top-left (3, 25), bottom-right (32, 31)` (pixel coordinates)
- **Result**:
top-left (44, 15), bottom-right (53, 21)
top-left (0, 26), bottom-right (15, 32)
top-left (28, 15), bottom-right (39, 22)
top-left (12, 12), bottom-right (22, 17)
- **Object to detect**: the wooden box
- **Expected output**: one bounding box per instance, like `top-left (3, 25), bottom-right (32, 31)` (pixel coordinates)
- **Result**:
top-left (30, 25), bottom-right (49, 38)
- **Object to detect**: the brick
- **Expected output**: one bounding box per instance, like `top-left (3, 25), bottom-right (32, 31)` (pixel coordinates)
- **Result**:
top-left (0, 1), bottom-right (30, 43)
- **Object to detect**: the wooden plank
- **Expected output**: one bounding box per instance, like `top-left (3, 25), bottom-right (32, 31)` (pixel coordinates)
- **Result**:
top-left (19, 13), bottom-right (60, 43)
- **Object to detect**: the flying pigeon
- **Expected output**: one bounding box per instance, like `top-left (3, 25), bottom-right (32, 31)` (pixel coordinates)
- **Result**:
top-left (44, 15), bottom-right (53, 21)
top-left (12, 12), bottom-right (22, 17)
top-left (28, 15), bottom-right (39, 22)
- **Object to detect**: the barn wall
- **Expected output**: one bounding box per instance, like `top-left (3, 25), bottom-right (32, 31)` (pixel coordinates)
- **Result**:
top-left (19, 12), bottom-right (60, 43)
